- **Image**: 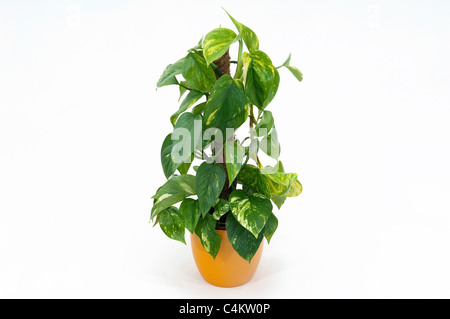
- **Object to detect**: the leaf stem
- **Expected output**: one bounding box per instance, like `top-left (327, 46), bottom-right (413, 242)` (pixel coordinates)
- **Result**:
top-left (249, 106), bottom-right (263, 168)
top-left (249, 106), bottom-right (257, 127)
top-left (210, 62), bottom-right (224, 77)
top-left (178, 83), bottom-right (191, 91)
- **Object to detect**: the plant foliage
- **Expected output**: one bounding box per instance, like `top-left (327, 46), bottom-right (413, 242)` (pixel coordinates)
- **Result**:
top-left (152, 9), bottom-right (303, 262)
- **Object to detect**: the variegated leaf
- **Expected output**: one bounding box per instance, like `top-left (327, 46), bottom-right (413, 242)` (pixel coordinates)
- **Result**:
top-left (203, 75), bottom-right (249, 133)
top-left (229, 190), bottom-right (273, 238)
top-left (157, 58), bottom-right (185, 88)
top-left (202, 28), bottom-right (237, 66)
top-left (224, 9), bottom-right (259, 53)
top-left (243, 50), bottom-right (279, 109)
top-left (182, 52), bottom-right (216, 93)
top-left (151, 174), bottom-right (196, 219)
top-left (226, 212), bottom-right (265, 263)
top-left (159, 206), bottom-right (186, 244)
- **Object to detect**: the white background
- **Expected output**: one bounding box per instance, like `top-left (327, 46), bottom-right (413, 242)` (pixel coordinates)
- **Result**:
top-left (1, 0), bottom-right (450, 298)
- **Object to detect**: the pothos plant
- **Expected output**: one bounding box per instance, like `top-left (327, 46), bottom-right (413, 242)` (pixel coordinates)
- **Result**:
top-left (151, 10), bottom-right (303, 263)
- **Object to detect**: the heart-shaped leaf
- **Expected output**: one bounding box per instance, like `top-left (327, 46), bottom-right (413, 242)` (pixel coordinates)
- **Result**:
top-left (170, 90), bottom-right (204, 126)
top-left (229, 190), bottom-right (273, 238)
top-left (224, 140), bottom-right (245, 186)
top-left (252, 110), bottom-right (274, 137)
top-left (151, 174), bottom-right (196, 219)
top-left (196, 162), bottom-right (226, 216)
top-left (202, 28), bottom-right (238, 66)
top-left (203, 75), bottom-right (249, 133)
top-left (159, 206), bottom-right (186, 244)
top-left (156, 58), bottom-right (185, 88)
top-left (182, 52), bottom-right (216, 93)
top-left (224, 9), bottom-right (259, 53)
top-left (179, 198), bottom-right (201, 234)
top-left (236, 164), bottom-right (271, 198)
top-left (243, 51), bottom-right (279, 109)
top-left (280, 53), bottom-right (303, 82)
top-left (226, 213), bottom-right (264, 263)
top-left (195, 214), bottom-right (221, 259)
top-left (264, 212), bottom-right (278, 243)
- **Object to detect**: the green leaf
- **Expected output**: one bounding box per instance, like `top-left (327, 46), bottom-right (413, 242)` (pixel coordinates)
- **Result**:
top-left (157, 58), bottom-right (185, 88)
top-left (236, 164), bottom-right (271, 198)
top-left (179, 198), bottom-right (201, 234)
top-left (224, 9), bottom-right (259, 53)
top-left (281, 53), bottom-right (292, 67)
top-left (270, 194), bottom-right (286, 210)
top-left (151, 174), bottom-right (196, 219)
top-left (192, 102), bottom-right (207, 116)
top-left (264, 212), bottom-right (278, 243)
top-left (212, 199), bottom-right (230, 220)
top-left (159, 206), bottom-right (186, 244)
top-left (224, 140), bottom-right (245, 186)
top-left (161, 133), bottom-right (177, 178)
top-left (285, 178), bottom-right (303, 197)
top-left (170, 90), bottom-right (203, 126)
top-left (196, 162), bottom-right (226, 217)
top-left (280, 53), bottom-right (303, 82)
top-left (268, 162), bottom-right (287, 208)
top-left (178, 82), bottom-right (188, 101)
top-left (266, 162), bottom-right (302, 197)
top-left (203, 75), bottom-right (249, 133)
top-left (265, 162), bottom-right (302, 207)
top-left (226, 213), bottom-right (264, 263)
top-left (266, 172), bottom-right (294, 196)
top-left (189, 36), bottom-right (204, 52)
top-left (252, 110), bottom-right (274, 137)
top-left (285, 65), bottom-right (303, 82)
top-left (177, 154), bottom-right (193, 175)
top-left (229, 190), bottom-right (273, 238)
top-left (161, 114), bottom-right (201, 178)
top-left (173, 112), bottom-right (202, 164)
top-left (260, 131), bottom-right (281, 160)
top-left (243, 51), bottom-right (279, 109)
top-left (263, 67), bottom-right (280, 109)
top-left (182, 52), bottom-right (216, 93)
top-left (202, 28), bottom-right (237, 66)
top-left (195, 214), bottom-right (221, 259)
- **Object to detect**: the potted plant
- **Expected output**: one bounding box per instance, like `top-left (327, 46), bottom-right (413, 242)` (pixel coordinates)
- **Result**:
top-left (151, 9), bottom-right (303, 287)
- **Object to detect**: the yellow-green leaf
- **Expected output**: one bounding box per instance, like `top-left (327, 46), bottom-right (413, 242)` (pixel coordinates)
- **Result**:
top-left (202, 28), bottom-right (238, 66)
top-left (229, 190), bottom-right (273, 238)
top-left (224, 9), bottom-right (259, 53)
top-left (243, 50), bottom-right (279, 109)
top-left (159, 206), bottom-right (186, 244)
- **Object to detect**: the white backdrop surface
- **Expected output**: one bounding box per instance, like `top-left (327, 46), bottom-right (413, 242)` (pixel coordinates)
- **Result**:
top-left (1, 0), bottom-right (450, 298)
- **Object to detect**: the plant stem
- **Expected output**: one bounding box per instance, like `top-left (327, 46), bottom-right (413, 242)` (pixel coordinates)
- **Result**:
top-left (234, 39), bottom-right (244, 79)
top-left (210, 63), bottom-right (224, 78)
top-left (248, 106), bottom-right (263, 168)
top-left (249, 106), bottom-right (255, 128)
top-left (249, 113), bottom-right (258, 127)
top-left (178, 83), bottom-right (190, 91)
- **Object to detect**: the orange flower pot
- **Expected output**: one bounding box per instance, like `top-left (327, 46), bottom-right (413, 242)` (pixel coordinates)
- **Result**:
top-left (190, 229), bottom-right (264, 287)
